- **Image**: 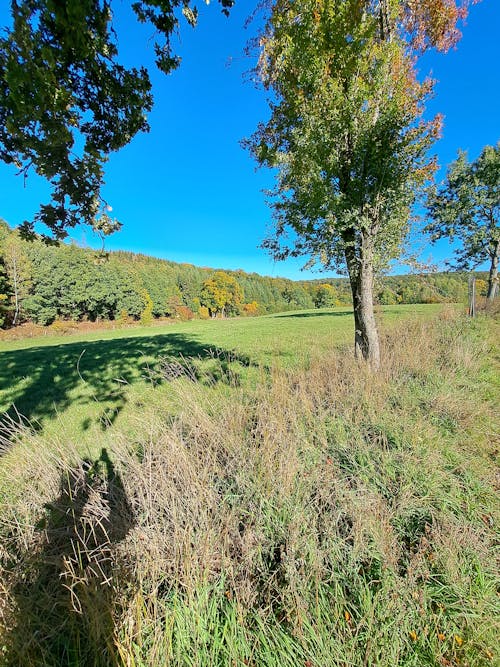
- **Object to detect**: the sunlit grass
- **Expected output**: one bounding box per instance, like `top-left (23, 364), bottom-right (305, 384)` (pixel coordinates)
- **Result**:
top-left (2, 304), bottom-right (497, 666)
top-left (0, 305), bottom-right (443, 447)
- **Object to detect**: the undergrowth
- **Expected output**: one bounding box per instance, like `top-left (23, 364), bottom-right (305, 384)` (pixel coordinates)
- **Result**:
top-left (0, 312), bottom-right (498, 666)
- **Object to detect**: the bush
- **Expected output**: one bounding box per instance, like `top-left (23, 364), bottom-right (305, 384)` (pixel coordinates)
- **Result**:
top-left (49, 318), bottom-right (78, 334)
top-left (198, 305), bottom-right (210, 319)
top-left (177, 305), bottom-right (194, 321)
top-left (242, 301), bottom-right (260, 316)
top-left (118, 309), bottom-right (132, 325)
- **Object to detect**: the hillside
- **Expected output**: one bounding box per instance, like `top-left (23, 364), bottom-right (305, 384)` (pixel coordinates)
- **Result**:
top-left (0, 220), bottom-right (484, 328)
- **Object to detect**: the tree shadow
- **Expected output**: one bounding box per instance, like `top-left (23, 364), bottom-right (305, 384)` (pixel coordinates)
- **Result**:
top-left (272, 310), bottom-right (353, 318)
top-left (0, 332), bottom-right (256, 448)
top-left (4, 448), bottom-right (134, 666)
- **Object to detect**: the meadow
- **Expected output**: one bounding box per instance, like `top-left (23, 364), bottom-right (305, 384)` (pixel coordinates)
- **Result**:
top-left (0, 304), bottom-right (438, 449)
top-left (0, 304), bottom-right (498, 667)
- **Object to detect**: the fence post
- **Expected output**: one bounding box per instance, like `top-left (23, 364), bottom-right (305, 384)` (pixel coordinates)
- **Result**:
top-left (468, 275), bottom-right (476, 317)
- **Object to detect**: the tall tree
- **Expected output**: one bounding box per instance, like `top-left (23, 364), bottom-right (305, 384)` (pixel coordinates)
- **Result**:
top-left (314, 283), bottom-right (338, 309)
top-left (246, 0), bottom-right (473, 368)
top-left (200, 270), bottom-right (243, 317)
top-left (425, 143), bottom-right (499, 300)
top-left (2, 232), bottom-right (32, 325)
top-left (0, 0), bottom-right (233, 241)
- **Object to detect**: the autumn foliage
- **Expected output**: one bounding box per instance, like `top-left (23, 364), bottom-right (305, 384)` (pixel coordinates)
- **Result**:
top-left (200, 271), bottom-right (244, 318)
top-left (402, 0), bottom-right (477, 52)
top-left (249, 0), bottom-right (477, 368)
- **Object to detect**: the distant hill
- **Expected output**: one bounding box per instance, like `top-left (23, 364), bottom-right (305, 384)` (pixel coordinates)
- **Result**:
top-left (0, 220), bottom-right (484, 328)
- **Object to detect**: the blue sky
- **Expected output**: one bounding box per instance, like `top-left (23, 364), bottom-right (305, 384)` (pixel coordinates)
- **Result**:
top-left (0, 0), bottom-right (498, 280)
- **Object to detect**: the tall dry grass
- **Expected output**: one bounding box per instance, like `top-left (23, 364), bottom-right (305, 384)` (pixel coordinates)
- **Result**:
top-left (0, 312), bottom-right (498, 666)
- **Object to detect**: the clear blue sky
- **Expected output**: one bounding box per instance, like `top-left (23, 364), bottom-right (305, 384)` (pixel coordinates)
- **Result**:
top-left (0, 1), bottom-right (498, 280)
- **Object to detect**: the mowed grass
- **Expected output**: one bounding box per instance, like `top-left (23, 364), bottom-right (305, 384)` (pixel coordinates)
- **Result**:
top-left (0, 304), bottom-right (441, 447)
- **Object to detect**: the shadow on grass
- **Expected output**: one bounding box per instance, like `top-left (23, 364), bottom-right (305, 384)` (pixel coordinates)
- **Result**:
top-left (272, 310), bottom-right (353, 319)
top-left (0, 332), bottom-right (254, 447)
top-left (5, 448), bottom-right (134, 666)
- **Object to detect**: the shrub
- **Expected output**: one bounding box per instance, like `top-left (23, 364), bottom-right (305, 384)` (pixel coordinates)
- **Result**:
top-left (198, 305), bottom-right (210, 320)
top-left (177, 305), bottom-right (194, 321)
top-left (242, 301), bottom-right (260, 316)
top-left (49, 318), bottom-right (77, 334)
top-left (118, 309), bottom-right (132, 325)
top-left (166, 295), bottom-right (183, 318)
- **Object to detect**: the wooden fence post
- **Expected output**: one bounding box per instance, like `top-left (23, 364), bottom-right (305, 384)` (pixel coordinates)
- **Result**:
top-left (468, 275), bottom-right (476, 317)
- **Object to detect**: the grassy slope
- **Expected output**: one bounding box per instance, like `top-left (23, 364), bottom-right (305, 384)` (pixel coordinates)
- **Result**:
top-left (1, 305), bottom-right (498, 667)
top-left (0, 305), bottom-right (440, 448)
top-left (0, 304), bottom-right (440, 354)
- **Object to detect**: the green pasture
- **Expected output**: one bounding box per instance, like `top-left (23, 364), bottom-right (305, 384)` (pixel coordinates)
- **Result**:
top-left (1, 305), bottom-right (498, 667)
top-left (0, 304), bottom-right (441, 447)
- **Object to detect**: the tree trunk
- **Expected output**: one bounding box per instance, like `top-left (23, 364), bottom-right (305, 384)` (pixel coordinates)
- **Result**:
top-left (487, 241), bottom-right (499, 300)
top-left (11, 253), bottom-right (19, 326)
top-left (344, 234), bottom-right (380, 370)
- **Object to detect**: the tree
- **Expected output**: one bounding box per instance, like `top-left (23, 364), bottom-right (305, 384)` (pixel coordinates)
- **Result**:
top-left (377, 287), bottom-right (399, 305)
top-left (200, 271), bottom-right (243, 317)
top-left (0, 0), bottom-right (233, 241)
top-left (0, 221), bottom-right (11, 326)
top-left (425, 143), bottom-right (499, 300)
top-left (282, 284), bottom-right (314, 309)
top-left (2, 232), bottom-right (32, 325)
top-left (140, 289), bottom-right (154, 325)
top-left (246, 0), bottom-right (473, 368)
top-left (313, 283), bottom-right (338, 308)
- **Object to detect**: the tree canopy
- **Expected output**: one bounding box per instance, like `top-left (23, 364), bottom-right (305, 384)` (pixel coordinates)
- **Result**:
top-left (0, 0), bottom-right (234, 240)
top-left (313, 284), bottom-right (339, 309)
top-left (200, 270), bottom-right (244, 317)
top-left (247, 0), bottom-right (473, 367)
top-left (425, 143), bottom-right (499, 299)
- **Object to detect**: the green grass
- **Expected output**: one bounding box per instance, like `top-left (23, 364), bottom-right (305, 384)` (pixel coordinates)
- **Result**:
top-left (0, 304), bottom-right (441, 355)
top-left (2, 304), bottom-right (498, 667)
top-left (0, 304), bottom-right (442, 447)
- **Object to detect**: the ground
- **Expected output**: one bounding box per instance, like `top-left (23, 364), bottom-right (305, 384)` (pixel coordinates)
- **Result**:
top-left (0, 304), bottom-right (440, 448)
top-left (0, 304), bottom-right (498, 667)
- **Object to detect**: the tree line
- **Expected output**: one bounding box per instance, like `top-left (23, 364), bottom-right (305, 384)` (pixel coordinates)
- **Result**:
top-left (1, 1), bottom-right (497, 367)
top-left (0, 219), bottom-right (484, 329)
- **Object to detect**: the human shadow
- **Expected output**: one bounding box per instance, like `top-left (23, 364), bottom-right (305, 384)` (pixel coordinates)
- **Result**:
top-left (5, 448), bottom-right (134, 666)
top-left (0, 332), bottom-right (255, 447)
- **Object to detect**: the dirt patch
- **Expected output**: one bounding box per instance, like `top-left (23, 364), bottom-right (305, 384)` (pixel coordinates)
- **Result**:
top-left (0, 317), bottom-right (177, 342)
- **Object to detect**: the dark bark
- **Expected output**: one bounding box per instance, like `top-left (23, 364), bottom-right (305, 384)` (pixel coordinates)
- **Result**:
top-left (343, 231), bottom-right (381, 369)
top-left (487, 240), bottom-right (499, 300)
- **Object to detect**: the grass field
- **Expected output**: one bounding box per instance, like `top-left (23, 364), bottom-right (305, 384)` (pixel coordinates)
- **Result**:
top-left (0, 304), bottom-right (441, 448)
top-left (0, 304), bottom-right (498, 667)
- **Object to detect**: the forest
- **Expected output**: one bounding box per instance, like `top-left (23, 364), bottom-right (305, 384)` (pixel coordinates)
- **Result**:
top-left (0, 219), bottom-right (484, 328)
